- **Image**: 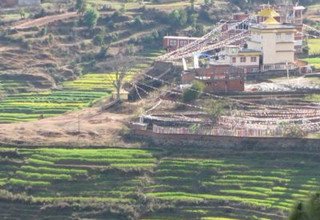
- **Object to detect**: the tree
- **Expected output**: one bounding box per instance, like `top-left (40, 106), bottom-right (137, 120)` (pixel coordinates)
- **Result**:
top-left (178, 9), bottom-right (188, 27)
top-left (106, 55), bottom-right (137, 101)
top-left (169, 9), bottom-right (188, 27)
top-left (189, 13), bottom-right (198, 28)
top-left (19, 9), bottom-right (26, 19)
top-left (204, 0), bottom-right (213, 6)
top-left (289, 192), bottom-right (320, 220)
top-left (194, 23), bottom-right (205, 36)
top-left (96, 45), bottom-right (109, 60)
top-left (204, 99), bottom-right (225, 123)
top-left (119, 4), bottom-right (126, 14)
top-left (182, 80), bottom-right (205, 103)
top-left (83, 8), bottom-right (100, 29)
top-left (76, 0), bottom-right (87, 14)
top-left (133, 16), bottom-right (143, 27)
top-left (190, 0), bottom-right (195, 11)
top-left (280, 123), bottom-right (306, 138)
top-left (93, 34), bottom-right (104, 46)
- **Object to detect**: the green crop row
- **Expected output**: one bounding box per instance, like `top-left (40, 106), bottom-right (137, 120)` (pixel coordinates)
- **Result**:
top-left (20, 165), bottom-right (87, 175)
top-left (16, 171), bottom-right (73, 181)
top-left (8, 178), bottom-right (51, 187)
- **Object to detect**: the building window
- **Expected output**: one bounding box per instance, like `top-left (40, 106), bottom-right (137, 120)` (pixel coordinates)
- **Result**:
top-left (240, 57), bottom-right (246, 63)
top-left (179, 40), bottom-right (186, 46)
top-left (286, 33), bottom-right (292, 41)
top-left (251, 57), bottom-right (257, 62)
top-left (169, 40), bottom-right (177, 46)
top-left (232, 57), bottom-right (236, 63)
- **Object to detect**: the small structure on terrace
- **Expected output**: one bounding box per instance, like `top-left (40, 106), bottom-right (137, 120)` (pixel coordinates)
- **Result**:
top-left (163, 36), bottom-right (200, 52)
top-left (181, 64), bottom-right (245, 93)
top-left (222, 46), bottom-right (261, 74)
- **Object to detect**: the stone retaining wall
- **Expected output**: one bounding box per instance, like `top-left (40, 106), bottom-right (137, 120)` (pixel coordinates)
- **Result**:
top-left (131, 129), bottom-right (320, 151)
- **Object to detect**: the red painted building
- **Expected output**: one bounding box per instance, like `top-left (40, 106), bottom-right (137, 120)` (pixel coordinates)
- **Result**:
top-left (163, 36), bottom-right (200, 52)
top-left (182, 64), bottom-right (245, 93)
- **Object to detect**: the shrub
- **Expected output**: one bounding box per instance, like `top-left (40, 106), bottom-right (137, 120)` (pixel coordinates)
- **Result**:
top-left (169, 9), bottom-right (188, 27)
top-left (39, 26), bottom-right (48, 36)
top-left (281, 123), bottom-right (307, 138)
top-left (93, 34), bottom-right (104, 46)
top-left (182, 81), bottom-right (205, 103)
top-left (204, 99), bottom-right (225, 123)
top-left (289, 192), bottom-right (320, 220)
top-left (132, 16), bottom-right (143, 28)
top-left (83, 8), bottom-right (100, 29)
top-left (96, 46), bottom-right (109, 59)
top-left (76, 0), bottom-right (87, 14)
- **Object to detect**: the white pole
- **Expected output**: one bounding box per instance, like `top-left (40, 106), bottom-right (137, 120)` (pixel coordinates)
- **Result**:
top-left (286, 61), bottom-right (289, 79)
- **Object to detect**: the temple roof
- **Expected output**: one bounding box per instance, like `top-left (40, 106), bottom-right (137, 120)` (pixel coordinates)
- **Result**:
top-left (257, 8), bottom-right (280, 17)
top-left (262, 16), bottom-right (280, 25)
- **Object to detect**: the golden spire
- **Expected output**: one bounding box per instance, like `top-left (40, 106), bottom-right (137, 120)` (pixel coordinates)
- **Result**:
top-left (258, 8), bottom-right (280, 18)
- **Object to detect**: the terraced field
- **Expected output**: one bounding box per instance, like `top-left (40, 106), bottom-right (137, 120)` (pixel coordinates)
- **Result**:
top-left (144, 151), bottom-right (320, 219)
top-left (308, 39), bottom-right (320, 55)
top-left (304, 39), bottom-right (320, 69)
top-left (0, 50), bottom-right (162, 124)
top-left (0, 146), bottom-right (319, 219)
top-left (0, 147), bottom-right (157, 219)
top-left (304, 57), bottom-right (320, 69)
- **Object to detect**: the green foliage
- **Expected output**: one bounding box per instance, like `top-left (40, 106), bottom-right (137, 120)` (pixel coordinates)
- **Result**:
top-left (83, 8), bottom-right (100, 29)
top-left (182, 81), bottom-right (205, 103)
top-left (133, 16), bottom-right (143, 27)
top-left (189, 13), bottom-right (198, 28)
top-left (76, 0), bottom-right (87, 14)
top-left (193, 23), bottom-right (205, 37)
top-left (93, 34), bottom-right (104, 46)
top-left (169, 9), bottom-right (188, 27)
top-left (204, 0), bottom-right (213, 6)
top-left (190, 0), bottom-right (195, 11)
top-left (19, 9), bottom-right (26, 19)
top-left (96, 46), bottom-right (108, 59)
top-left (204, 99), bottom-right (225, 123)
top-left (39, 27), bottom-right (48, 37)
top-left (280, 123), bottom-right (307, 138)
top-left (289, 193), bottom-right (320, 220)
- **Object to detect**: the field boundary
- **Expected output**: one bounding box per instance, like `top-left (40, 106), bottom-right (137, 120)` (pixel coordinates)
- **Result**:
top-left (130, 129), bottom-right (320, 151)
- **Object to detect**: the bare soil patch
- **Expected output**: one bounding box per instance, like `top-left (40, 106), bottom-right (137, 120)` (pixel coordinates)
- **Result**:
top-left (0, 106), bottom-right (134, 147)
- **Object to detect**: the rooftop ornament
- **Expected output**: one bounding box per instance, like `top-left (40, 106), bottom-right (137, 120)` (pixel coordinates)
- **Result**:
top-left (257, 8), bottom-right (280, 18)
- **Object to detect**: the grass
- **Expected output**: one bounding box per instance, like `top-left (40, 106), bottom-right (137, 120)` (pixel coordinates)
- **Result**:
top-left (308, 39), bottom-right (320, 55)
top-left (303, 57), bottom-right (320, 69)
top-left (305, 94), bottom-right (320, 102)
top-left (303, 39), bottom-right (320, 69)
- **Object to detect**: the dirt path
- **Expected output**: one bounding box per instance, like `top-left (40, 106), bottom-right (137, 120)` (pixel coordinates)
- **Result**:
top-left (0, 107), bottom-right (133, 147)
top-left (13, 12), bottom-right (79, 30)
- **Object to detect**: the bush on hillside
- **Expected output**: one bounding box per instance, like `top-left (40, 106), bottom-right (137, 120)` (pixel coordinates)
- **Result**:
top-left (76, 0), bottom-right (87, 14)
top-left (204, 99), bottom-right (225, 123)
top-left (289, 192), bottom-right (320, 220)
top-left (93, 34), bottom-right (104, 46)
top-left (182, 81), bottom-right (205, 103)
top-left (96, 46), bottom-right (109, 60)
top-left (83, 8), bottom-right (100, 29)
top-left (169, 9), bottom-right (188, 27)
top-left (281, 123), bottom-right (307, 138)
